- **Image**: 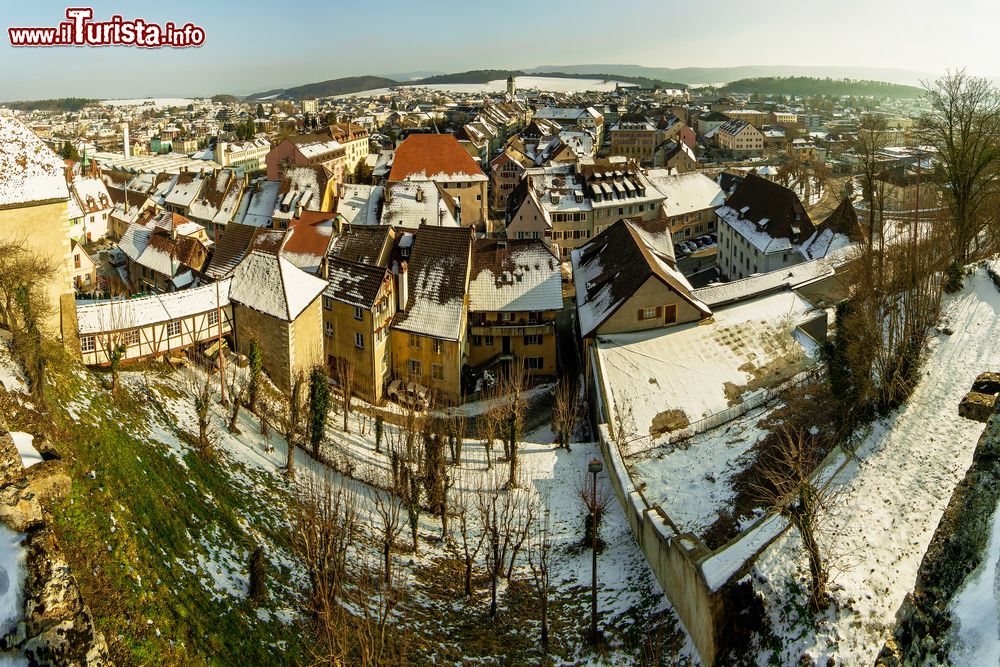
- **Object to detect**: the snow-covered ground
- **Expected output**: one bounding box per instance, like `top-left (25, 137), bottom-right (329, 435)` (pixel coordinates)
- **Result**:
top-left (338, 76), bottom-right (636, 98)
top-left (135, 364), bottom-right (694, 664)
top-left (0, 331), bottom-right (26, 395)
top-left (628, 404), bottom-right (774, 537)
top-left (751, 266), bottom-right (1000, 665)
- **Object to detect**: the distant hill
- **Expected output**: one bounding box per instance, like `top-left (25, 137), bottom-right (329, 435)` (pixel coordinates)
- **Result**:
top-left (3, 97), bottom-right (98, 112)
top-left (248, 75), bottom-right (398, 100)
top-left (718, 76), bottom-right (924, 98)
top-left (404, 69), bottom-right (687, 90)
top-left (528, 64), bottom-right (933, 88)
top-left (211, 94), bottom-right (240, 104)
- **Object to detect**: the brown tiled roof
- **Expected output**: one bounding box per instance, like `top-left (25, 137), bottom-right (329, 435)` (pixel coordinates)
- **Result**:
top-left (329, 225), bottom-right (391, 266)
top-left (147, 231), bottom-right (207, 271)
top-left (387, 134), bottom-right (485, 182)
top-left (282, 213), bottom-right (337, 265)
top-left (822, 197), bottom-right (861, 242)
top-left (324, 256), bottom-right (390, 309)
top-left (723, 174), bottom-right (814, 244)
top-left (205, 223), bottom-right (261, 278)
top-left (574, 218), bottom-right (709, 337)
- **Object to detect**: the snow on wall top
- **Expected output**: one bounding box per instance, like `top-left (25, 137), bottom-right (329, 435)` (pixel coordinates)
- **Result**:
top-left (0, 116), bottom-right (69, 207)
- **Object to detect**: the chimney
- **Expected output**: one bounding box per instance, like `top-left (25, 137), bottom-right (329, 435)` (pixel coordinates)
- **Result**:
top-left (397, 261), bottom-right (409, 310)
top-left (415, 187), bottom-right (424, 203)
top-left (122, 122), bottom-right (131, 158)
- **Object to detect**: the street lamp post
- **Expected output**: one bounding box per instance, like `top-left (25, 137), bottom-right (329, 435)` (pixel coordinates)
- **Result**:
top-left (588, 457), bottom-right (603, 646)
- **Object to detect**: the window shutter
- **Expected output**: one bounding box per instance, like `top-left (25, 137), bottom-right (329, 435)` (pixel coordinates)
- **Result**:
top-left (655, 306), bottom-right (662, 318)
top-left (637, 308), bottom-right (644, 321)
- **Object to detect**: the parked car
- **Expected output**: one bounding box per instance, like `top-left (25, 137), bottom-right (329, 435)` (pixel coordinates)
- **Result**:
top-left (681, 241), bottom-right (698, 254)
top-left (387, 379), bottom-right (429, 411)
top-left (696, 235), bottom-right (714, 247)
top-left (674, 242), bottom-right (691, 257)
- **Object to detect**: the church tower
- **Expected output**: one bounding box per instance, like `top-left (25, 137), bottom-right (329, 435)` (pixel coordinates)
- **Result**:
top-left (507, 73), bottom-right (516, 98)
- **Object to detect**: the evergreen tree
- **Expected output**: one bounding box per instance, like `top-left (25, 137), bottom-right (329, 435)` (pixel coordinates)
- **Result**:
top-left (307, 367), bottom-right (330, 459)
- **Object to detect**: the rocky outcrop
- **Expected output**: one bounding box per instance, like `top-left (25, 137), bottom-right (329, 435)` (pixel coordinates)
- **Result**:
top-left (21, 529), bottom-right (110, 665)
top-left (0, 425), bottom-right (110, 666)
top-left (23, 461), bottom-right (71, 505)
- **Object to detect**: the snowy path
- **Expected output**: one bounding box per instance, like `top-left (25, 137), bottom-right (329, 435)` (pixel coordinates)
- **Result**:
top-left (753, 268), bottom-right (1000, 665)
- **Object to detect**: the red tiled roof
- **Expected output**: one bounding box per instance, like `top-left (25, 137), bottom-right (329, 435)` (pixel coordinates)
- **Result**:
top-left (387, 134), bottom-right (485, 183)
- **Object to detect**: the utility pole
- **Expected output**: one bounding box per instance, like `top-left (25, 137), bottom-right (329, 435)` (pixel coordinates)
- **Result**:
top-left (588, 457), bottom-right (603, 646)
top-left (216, 280), bottom-right (227, 406)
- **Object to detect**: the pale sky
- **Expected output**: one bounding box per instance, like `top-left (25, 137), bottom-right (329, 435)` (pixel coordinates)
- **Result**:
top-left (0, 0), bottom-right (997, 100)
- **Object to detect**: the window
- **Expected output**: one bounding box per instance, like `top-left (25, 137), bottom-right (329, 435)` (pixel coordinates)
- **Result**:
top-left (207, 310), bottom-right (219, 326)
top-left (80, 335), bottom-right (95, 353)
top-left (355, 332), bottom-right (364, 349)
top-left (638, 306), bottom-right (658, 321)
top-left (407, 359), bottom-right (422, 377)
top-left (324, 297), bottom-right (333, 310)
top-left (124, 329), bottom-right (140, 346)
top-left (167, 320), bottom-right (182, 337)
top-left (664, 304), bottom-right (677, 325)
top-left (501, 312), bottom-right (514, 323)
top-left (409, 334), bottom-right (421, 349)
top-left (525, 357), bottom-right (543, 369)
top-left (524, 334), bottom-right (542, 345)
top-left (472, 335), bottom-right (482, 346)
top-left (325, 321), bottom-right (334, 337)
top-left (432, 339), bottom-right (443, 354)
top-left (354, 306), bottom-right (363, 321)
top-left (484, 335), bottom-right (494, 346)
top-left (74, 255), bottom-right (81, 269)
top-left (431, 364), bottom-right (444, 380)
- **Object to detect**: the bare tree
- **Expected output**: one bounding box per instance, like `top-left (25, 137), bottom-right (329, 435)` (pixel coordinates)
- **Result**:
top-left (332, 357), bottom-right (356, 433)
top-left (227, 371), bottom-right (247, 434)
top-left (552, 377), bottom-right (581, 452)
top-left (919, 69), bottom-right (1000, 263)
top-left (476, 469), bottom-right (535, 617)
top-left (281, 372), bottom-right (307, 480)
top-left (455, 471), bottom-right (485, 597)
top-left (189, 375), bottom-right (215, 460)
top-left (751, 427), bottom-right (839, 612)
top-left (854, 111), bottom-right (895, 262)
top-left (526, 502), bottom-right (553, 649)
top-left (477, 404), bottom-right (500, 469)
top-left (575, 473), bottom-right (612, 549)
top-left (288, 473), bottom-right (359, 663)
top-left (371, 468), bottom-right (404, 589)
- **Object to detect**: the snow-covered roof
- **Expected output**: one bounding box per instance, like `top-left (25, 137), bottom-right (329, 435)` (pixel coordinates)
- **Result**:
top-left (469, 240), bottom-right (562, 313)
top-left (229, 250), bottom-right (327, 321)
top-left (393, 226), bottom-right (471, 341)
top-left (646, 171), bottom-right (725, 218)
top-left (0, 116), bottom-right (69, 207)
top-left (381, 180), bottom-right (458, 229)
top-left (76, 279), bottom-right (232, 335)
top-left (239, 180), bottom-right (281, 228)
top-left (595, 289), bottom-right (821, 441)
top-left (336, 184), bottom-right (383, 226)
